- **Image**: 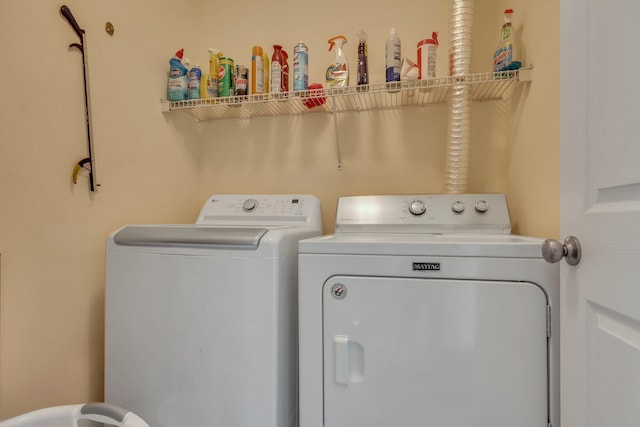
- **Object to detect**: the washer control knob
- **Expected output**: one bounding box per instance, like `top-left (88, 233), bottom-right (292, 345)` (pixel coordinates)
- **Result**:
top-left (242, 199), bottom-right (258, 212)
top-left (452, 201), bottom-right (466, 214)
top-left (475, 200), bottom-right (489, 213)
top-left (409, 200), bottom-right (427, 216)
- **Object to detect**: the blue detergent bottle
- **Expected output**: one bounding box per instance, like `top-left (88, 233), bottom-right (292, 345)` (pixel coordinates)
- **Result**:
top-left (167, 49), bottom-right (188, 101)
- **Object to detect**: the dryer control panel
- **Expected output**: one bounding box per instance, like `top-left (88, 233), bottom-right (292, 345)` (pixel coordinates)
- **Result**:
top-left (335, 193), bottom-right (511, 234)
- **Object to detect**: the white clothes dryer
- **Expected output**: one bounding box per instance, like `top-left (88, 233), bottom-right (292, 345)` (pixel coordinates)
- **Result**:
top-left (298, 194), bottom-right (559, 427)
top-left (105, 195), bottom-right (322, 427)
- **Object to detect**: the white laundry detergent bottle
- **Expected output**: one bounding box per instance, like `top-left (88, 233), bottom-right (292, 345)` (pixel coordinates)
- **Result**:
top-left (493, 8), bottom-right (521, 72)
top-left (326, 35), bottom-right (349, 88)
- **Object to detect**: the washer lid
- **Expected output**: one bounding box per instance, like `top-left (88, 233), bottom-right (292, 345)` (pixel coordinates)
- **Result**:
top-left (113, 225), bottom-right (268, 248)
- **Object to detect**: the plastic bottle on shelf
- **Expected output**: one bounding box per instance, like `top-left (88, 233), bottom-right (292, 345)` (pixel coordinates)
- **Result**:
top-left (356, 30), bottom-right (369, 88)
top-left (417, 32), bottom-right (439, 79)
top-left (251, 46), bottom-right (264, 94)
top-left (167, 49), bottom-right (188, 101)
top-left (188, 64), bottom-right (202, 99)
top-left (263, 52), bottom-right (270, 93)
top-left (493, 9), bottom-right (521, 72)
top-left (293, 41), bottom-right (308, 91)
top-left (218, 56), bottom-right (235, 97)
top-left (385, 28), bottom-right (401, 82)
top-left (271, 45), bottom-right (285, 94)
top-left (281, 49), bottom-right (289, 92)
top-left (326, 35), bottom-right (349, 88)
top-left (200, 48), bottom-right (220, 98)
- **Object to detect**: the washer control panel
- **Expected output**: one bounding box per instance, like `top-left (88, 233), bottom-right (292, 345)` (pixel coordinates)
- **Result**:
top-left (335, 194), bottom-right (511, 234)
top-left (196, 194), bottom-right (322, 227)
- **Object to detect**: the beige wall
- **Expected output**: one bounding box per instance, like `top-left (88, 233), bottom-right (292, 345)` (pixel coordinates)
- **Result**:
top-left (0, 0), bottom-right (558, 418)
top-left (503, 0), bottom-right (560, 238)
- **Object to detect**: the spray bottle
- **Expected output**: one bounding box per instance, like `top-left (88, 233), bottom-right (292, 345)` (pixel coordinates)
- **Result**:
top-left (167, 49), bottom-right (188, 101)
top-left (200, 48), bottom-right (220, 98)
top-left (326, 35), bottom-right (348, 88)
top-left (493, 9), bottom-right (519, 72)
top-left (356, 30), bottom-right (369, 88)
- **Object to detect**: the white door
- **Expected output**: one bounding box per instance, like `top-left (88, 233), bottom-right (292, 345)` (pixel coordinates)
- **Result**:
top-left (322, 276), bottom-right (548, 427)
top-left (560, 1), bottom-right (640, 426)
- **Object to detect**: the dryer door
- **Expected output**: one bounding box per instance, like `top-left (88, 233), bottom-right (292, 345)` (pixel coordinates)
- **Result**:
top-left (322, 277), bottom-right (548, 427)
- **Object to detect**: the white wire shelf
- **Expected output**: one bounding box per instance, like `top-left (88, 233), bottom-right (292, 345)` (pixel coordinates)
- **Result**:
top-left (161, 68), bottom-right (531, 122)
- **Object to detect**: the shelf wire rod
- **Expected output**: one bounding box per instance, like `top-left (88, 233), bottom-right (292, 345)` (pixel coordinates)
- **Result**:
top-left (332, 96), bottom-right (343, 170)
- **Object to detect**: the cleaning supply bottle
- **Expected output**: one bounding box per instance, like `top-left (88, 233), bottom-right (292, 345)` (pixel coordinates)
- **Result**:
top-left (417, 32), bottom-right (439, 79)
top-left (188, 64), bottom-right (202, 99)
top-left (271, 45), bottom-right (285, 94)
top-left (326, 35), bottom-right (349, 88)
top-left (281, 49), bottom-right (289, 92)
top-left (200, 48), bottom-right (220, 98)
top-left (251, 46), bottom-right (264, 94)
top-left (493, 9), bottom-right (518, 72)
top-left (356, 30), bottom-right (369, 88)
top-left (293, 42), bottom-right (308, 91)
top-left (183, 57), bottom-right (191, 74)
top-left (263, 52), bottom-right (270, 94)
top-left (167, 49), bottom-right (188, 101)
top-left (385, 28), bottom-right (401, 82)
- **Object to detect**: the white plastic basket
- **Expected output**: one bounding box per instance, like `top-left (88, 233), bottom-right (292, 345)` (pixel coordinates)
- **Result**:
top-left (0, 403), bottom-right (149, 427)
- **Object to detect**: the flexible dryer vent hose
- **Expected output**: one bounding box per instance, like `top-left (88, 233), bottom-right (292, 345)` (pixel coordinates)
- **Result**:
top-left (446, 0), bottom-right (475, 193)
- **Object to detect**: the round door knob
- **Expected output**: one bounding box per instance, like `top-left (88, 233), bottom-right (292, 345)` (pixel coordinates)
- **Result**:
top-left (542, 236), bottom-right (582, 266)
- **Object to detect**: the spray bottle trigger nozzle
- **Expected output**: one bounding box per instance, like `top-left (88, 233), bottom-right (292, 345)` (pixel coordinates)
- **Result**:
top-left (327, 35), bottom-right (347, 51)
top-left (432, 32), bottom-right (439, 45)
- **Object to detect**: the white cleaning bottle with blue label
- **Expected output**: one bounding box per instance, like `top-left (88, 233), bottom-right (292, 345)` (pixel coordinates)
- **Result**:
top-left (493, 9), bottom-right (519, 72)
top-left (385, 28), bottom-right (401, 82)
top-left (167, 49), bottom-right (188, 101)
top-left (188, 64), bottom-right (202, 99)
top-left (326, 35), bottom-right (349, 88)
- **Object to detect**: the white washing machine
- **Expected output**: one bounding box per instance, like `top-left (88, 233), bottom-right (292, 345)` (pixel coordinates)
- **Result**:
top-left (105, 194), bottom-right (322, 427)
top-left (298, 194), bottom-right (559, 427)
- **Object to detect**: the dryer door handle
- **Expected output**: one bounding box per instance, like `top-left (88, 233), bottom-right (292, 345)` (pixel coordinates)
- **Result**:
top-left (332, 335), bottom-right (365, 385)
top-left (334, 336), bottom-right (350, 384)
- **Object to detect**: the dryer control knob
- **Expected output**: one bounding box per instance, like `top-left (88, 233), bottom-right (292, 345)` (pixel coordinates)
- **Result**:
top-left (475, 200), bottom-right (489, 213)
top-left (452, 201), bottom-right (466, 214)
top-left (409, 200), bottom-right (427, 216)
top-left (242, 199), bottom-right (258, 212)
